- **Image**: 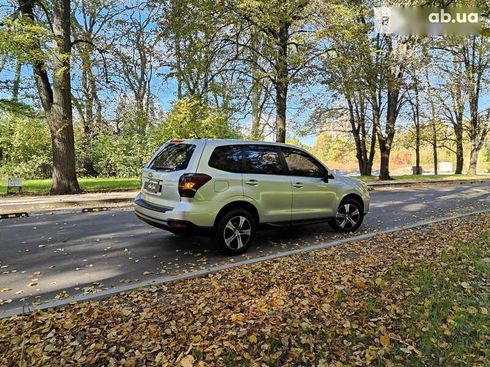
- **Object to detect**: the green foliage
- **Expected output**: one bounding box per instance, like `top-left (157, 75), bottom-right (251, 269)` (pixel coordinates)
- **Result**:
top-left (86, 131), bottom-right (150, 178)
top-left (484, 142), bottom-right (490, 172)
top-left (0, 100), bottom-right (38, 117)
top-left (74, 97), bottom-right (241, 178)
top-left (0, 113), bottom-right (52, 178)
top-left (311, 132), bottom-right (356, 166)
top-left (0, 16), bottom-right (48, 63)
top-left (148, 97), bottom-right (241, 145)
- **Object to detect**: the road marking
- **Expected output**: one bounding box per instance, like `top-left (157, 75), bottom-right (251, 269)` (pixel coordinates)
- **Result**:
top-left (1, 208), bottom-right (489, 319)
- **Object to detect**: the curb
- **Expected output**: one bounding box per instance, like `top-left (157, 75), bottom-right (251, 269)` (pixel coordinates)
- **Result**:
top-left (366, 178), bottom-right (490, 189)
top-left (0, 197), bottom-right (134, 216)
top-left (2, 208), bottom-right (489, 319)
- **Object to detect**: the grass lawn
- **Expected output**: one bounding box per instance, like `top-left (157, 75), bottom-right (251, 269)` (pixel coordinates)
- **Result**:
top-left (358, 174), bottom-right (488, 182)
top-left (1, 213), bottom-right (488, 366)
top-left (0, 177), bottom-right (140, 195)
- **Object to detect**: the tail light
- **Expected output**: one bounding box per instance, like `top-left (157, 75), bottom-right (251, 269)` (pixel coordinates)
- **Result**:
top-left (178, 173), bottom-right (212, 198)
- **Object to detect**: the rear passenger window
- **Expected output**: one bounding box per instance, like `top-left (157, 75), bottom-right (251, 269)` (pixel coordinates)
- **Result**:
top-left (243, 145), bottom-right (284, 175)
top-left (209, 145), bottom-right (243, 173)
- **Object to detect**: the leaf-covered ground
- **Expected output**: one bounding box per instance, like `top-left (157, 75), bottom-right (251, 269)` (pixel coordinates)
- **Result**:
top-left (0, 213), bottom-right (489, 367)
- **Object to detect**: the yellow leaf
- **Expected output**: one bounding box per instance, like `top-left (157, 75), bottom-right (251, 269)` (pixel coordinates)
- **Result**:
top-left (321, 303), bottom-right (331, 313)
top-left (275, 298), bottom-right (284, 306)
top-left (63, 321), bottom-right (75, 330)
top-left (231, 313), bottom-right (243, 322)
top-left (249, 334), bottom-right (257, 344)
top-left (480, 307), bottom-right (488, 315)
top-left (180, 355), bottom-right (194, 367)
top-left (380, 335), bottom-right (390, 347)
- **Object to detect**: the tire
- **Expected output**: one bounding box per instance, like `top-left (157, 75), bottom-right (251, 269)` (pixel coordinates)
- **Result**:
top-left (329, 198), bottom-right (364, 233)
top-left (215, 209), bottom-right (256, 254)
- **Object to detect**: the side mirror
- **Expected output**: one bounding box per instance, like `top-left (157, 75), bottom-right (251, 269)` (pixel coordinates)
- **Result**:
top-left (322, 171), bottom-right (334, 183)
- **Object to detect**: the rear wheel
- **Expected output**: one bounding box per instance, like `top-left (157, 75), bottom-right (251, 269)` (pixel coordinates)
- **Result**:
top-left (329, 198), bottom-right (364, 232)
top-left (215, 209), bottom-right (256, 254)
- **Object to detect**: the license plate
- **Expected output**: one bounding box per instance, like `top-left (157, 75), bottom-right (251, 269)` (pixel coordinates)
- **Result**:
top-left (143, 180), bottom-right (161, 194)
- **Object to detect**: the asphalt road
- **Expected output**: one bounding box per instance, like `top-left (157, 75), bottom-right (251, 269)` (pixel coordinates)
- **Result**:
top-left (1, 182), bottom-right (489, 316)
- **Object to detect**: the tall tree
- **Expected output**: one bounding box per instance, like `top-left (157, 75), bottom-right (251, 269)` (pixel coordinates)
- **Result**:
top-left (14, 0), bottom-right (81, 193)
top-left (228, 0), bottom-right (322, 142)
top-left (111, 1), bottom-right (160, 133)
top-left (436, 58), bottom-right (465, 174)
top-left (436, 35), bottom-right (490, 175)
top-left (407, 74), bottom-right (422, 174)
top-left (462, 36), bottom-right (490, 174)
top-left (316, 0), bottom-right (376, 176)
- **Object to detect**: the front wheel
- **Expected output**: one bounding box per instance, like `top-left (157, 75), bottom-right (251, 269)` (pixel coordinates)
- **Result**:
top-left (215, 209), bottom-right (256, 254)
top-left (329, 199), bottom-right (364, 232)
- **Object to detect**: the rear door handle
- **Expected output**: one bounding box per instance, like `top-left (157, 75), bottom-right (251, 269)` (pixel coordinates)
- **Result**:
top-left (293, 182), bottom-right (303, 188)
top-left (245, 179), bottom-right (259, 186)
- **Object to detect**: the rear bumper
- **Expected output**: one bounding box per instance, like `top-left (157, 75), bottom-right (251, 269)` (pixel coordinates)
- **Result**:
top-left (134, 210), bottom-right (204, 234)
top-left (133, 192), bottom-right (216, 232)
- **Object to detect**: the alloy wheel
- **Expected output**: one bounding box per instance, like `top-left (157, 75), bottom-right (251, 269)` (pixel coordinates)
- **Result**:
top-left (335, 203), bottom-right (361, 229)
top-left (223, 216), bottom-right (252, 250)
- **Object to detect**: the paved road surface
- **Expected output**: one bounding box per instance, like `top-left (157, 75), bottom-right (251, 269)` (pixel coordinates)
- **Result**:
top-left (0, 183), bottom-right (489, 315)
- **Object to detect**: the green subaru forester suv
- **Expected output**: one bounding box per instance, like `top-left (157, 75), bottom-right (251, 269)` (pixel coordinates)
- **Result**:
top-left (134, 139), bottom-right (370, 254)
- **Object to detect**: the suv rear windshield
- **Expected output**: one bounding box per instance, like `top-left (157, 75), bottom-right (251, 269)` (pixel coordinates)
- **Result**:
top-left (148, 143), bottom-right (195, 171)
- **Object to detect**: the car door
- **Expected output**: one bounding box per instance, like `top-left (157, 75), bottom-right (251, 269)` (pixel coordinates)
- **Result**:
top-left (280, 147), bottom-right (336, 221)
top-left (242, 145), bottom-right (292, 224)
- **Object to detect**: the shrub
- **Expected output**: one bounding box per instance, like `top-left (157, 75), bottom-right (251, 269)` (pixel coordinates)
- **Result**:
top-left (0, 113), bottom-right (52, 178)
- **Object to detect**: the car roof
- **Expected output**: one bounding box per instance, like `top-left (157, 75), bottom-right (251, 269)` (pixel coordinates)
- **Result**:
top-left (171, 138), bottom-right (303, 150)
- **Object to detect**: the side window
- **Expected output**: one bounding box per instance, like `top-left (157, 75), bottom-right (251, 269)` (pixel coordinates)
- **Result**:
top-left (208, 145), bottom-right (243, 173)
top-left (282, 148), bottom-right (325, 177)
top-left (243, 145), bottom-right (284, 175)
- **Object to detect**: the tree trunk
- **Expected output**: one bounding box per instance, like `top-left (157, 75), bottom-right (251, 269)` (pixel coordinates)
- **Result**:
top-left (12, 59), bottom-right (22, 102)
top-left (49, 0), bottom-right (80, 194)
top-left (19, 0), bottom-right (80, 194)
top-left (367, 126), bottom-right (376, 176)
top-left (432, 123), bottom-right (438, 175)
top-left (379, 144), bottom-right (391, 180)
top-left (347, 97), bottom-right (372, 176)
top-left (415, 129), bottom-right (421, 174)
top-left (454, 124), bottom-right (464, 174)
top-left (274, 23), bottom-right (288, 143)
top-left (251, 78), bottom-right (261, 139)
top-left (467, 139), bottom-right (484, 175)
top-left (413, 82), bottom-right (421, 174)
top-left (433, 144), bottom-right (438, 175)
